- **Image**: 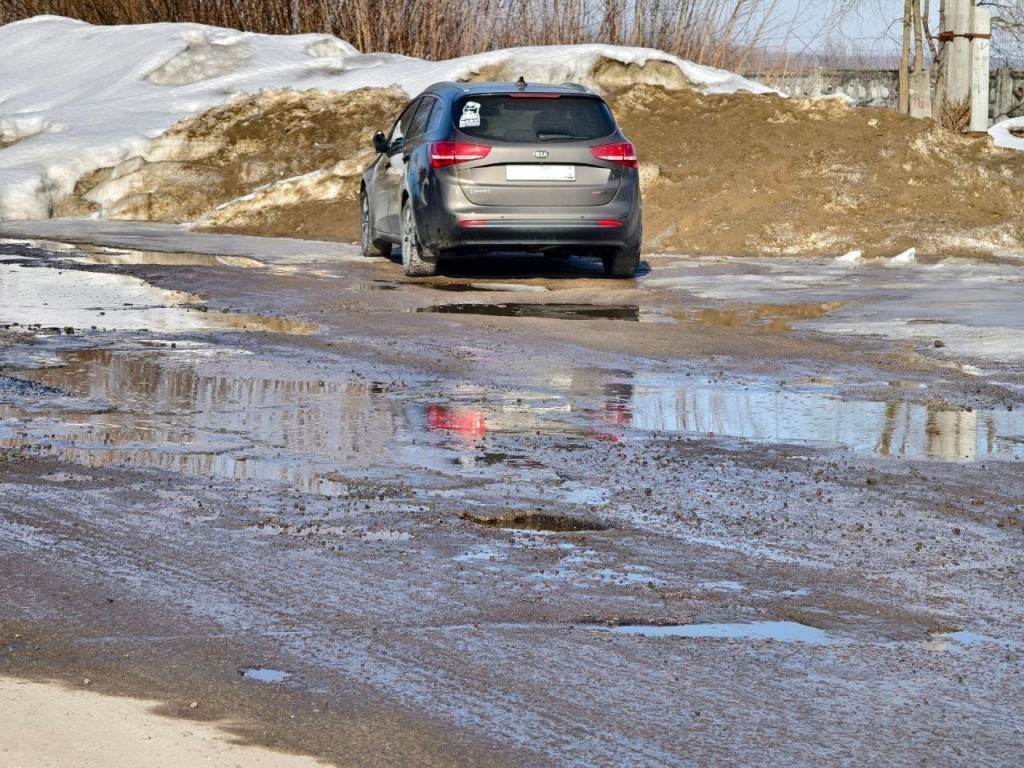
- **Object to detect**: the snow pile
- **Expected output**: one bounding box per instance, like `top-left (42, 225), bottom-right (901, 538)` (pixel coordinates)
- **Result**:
top-left (0, 15), bottom-right (770, 221)
top-left (989, 117), bottom-right (1024, 151)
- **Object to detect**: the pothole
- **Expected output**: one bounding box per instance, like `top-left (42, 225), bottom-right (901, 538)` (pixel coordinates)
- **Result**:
top-left (591, 620), bottom-right (831, 643)
top-left (239, 667), bottom-right (291, 683)
top-left (419, 303), bottom-right (642, 321)
top-left (926, 630), bottom-right (1022, 651)
top-left (672, 302), bottom-right (846, 331)
top-left (422, 282), bottom-right (549, 294)
top-left (452, 452), bottom-right (547, 469)
top-left (463, 511), bottom-right (609, 532)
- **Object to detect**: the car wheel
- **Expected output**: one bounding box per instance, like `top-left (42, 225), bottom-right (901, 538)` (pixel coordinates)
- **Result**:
top-left (360, 189), bottom-right (392, 258)
top-left (602, 242), bottom-right (641, 279)
top-left (401, 200), bottom-right (439, 277)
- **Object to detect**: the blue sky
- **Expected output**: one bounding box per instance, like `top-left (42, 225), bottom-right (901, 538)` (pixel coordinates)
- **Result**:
top-left (771, 0), bottom-right (930, 54)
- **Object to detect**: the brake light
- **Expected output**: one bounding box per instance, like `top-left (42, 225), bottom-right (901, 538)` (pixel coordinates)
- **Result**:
top-left (508, 94), bottom-right (561, 99)
top-left (430, 142), bottom-right (491, 168)
top-left (590, 142), bottom-right (638, 168)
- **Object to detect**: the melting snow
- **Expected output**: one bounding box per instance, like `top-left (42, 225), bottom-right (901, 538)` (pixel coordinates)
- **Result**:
top-left (989, 117), bottom-right (1024, 152)
top-left (0, 16), bottom-right (770, 221)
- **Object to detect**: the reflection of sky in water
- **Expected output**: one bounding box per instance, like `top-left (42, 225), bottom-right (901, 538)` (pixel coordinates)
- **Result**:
top-left (4, 345), bottom-right (1023, 495)
top-left (1, 350), bottom-right (406, 492)
top-left (600, 621), bottom-right (831, 643)
top-left (620, 375), bottom-right (1024, 462)
top-left (241, 668), bottom-right (291, 683)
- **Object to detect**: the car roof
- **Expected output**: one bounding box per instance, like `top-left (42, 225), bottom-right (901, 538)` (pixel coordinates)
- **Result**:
top-left (424, 81), bottom-right (600, 99)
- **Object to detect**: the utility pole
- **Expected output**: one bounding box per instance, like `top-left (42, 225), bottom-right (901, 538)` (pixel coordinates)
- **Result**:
top-left (969, 6), bottom-right (992, 131)
top-left (939, 0), bottom-right (991, 131)
top-left (900, 0), bottom-right (913, 113)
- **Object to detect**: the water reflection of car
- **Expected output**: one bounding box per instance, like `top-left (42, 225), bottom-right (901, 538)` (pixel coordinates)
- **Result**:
top-left (359, 80), bottom-right (643, 278)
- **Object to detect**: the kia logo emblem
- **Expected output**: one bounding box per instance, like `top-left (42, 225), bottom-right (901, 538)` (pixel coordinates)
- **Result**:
top-left (533, 150), bottom-right (549, 159)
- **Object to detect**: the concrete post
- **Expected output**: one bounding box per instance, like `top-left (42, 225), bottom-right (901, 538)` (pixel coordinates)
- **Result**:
top-left (970, 6), bottom-right (991, 131)
top-left (910, 70), bottom-right (933, 118)
top-left (993, 68), bottom-right (1015, 122)
top-left (945, 0), bottom-right (972, 106)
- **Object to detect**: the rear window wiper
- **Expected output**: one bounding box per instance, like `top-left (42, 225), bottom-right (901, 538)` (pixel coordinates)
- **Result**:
top-left (537, 133), bottom-right (591, 141)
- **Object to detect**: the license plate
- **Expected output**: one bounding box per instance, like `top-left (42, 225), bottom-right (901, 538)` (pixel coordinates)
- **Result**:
top-left (505, 165), bottom-right (576, 182)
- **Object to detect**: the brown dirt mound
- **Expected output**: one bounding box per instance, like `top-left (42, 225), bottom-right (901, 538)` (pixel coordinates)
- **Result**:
top-left (612, 84), bottom-right (1024, 257)
top-left (58, 87), bottom-right (407, 241)
top-left (59, 83), bottom-right (1024, 257)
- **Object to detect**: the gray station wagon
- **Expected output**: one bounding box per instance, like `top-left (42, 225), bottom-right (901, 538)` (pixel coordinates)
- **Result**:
top-left (359, 80), bottom-right (642, 278)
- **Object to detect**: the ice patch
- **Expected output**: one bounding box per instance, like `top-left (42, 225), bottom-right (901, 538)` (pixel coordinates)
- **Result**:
top-left (835, 250), bottom-right (862, 264)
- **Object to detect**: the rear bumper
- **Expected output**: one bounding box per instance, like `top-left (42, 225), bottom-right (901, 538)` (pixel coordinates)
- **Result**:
top-left (412, 169), bottom-right (642, 254)
top-left (441, 217), bottom-right (640, 250)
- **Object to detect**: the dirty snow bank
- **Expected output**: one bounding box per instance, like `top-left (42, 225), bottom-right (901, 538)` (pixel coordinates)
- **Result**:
top-left (0, 15), bottom-right (768, 221)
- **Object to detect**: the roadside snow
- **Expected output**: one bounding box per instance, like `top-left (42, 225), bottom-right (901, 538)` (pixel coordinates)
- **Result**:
top-left (0, 15), bottom-right (770, 221)
top-left (989, 117), bottom-right (1024, 151)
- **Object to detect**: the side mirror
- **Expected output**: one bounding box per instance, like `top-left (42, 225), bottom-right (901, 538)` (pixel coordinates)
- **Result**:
top-left (372, 130), bottom-right (388, 154)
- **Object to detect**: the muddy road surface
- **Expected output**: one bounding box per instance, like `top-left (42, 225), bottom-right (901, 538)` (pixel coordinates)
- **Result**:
top-left (1, 220), bottom-right (1022, 767)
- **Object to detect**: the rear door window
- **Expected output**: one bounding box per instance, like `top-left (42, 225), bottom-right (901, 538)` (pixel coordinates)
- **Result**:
top-left (406, 95), bottom-right (439, 141)
top-left (453, 96), bottom-right (616, 143)
top-left (388, 99), bottom-right (421, 146)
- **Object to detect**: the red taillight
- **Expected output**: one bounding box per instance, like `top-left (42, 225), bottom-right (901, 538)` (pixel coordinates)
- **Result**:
top-left (458, 220), bottom-right (487, 228)
top-left (597, 220), bottom-right (623, 227)
top-left (590, 142), bottom-right (638, 168)
top-left (430, 141), bottom-right (491, 168)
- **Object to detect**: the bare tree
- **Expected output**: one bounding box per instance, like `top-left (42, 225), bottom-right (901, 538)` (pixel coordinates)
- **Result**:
top-left (985, 1), bottom-right (1024, 64)
top-left (0, 0), bottom-right (827, 71)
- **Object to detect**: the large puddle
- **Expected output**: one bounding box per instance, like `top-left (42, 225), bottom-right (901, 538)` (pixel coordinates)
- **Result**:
top-left (2, 351), bottom-right (1022, 486)
top-left (615, 373), bottom-right (1024, 461)
top-left (0, 350), bottom-right (407, 493)
top-left (418, 301), bottom-right (846, 329)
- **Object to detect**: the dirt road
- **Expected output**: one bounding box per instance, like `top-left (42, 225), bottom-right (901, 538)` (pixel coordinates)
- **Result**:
top-left (1, 222), bottom-right (1022, 766)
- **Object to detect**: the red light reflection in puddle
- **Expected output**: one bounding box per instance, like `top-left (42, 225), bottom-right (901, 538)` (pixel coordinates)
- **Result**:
top-left (426, 405), bottom-right (487, 440)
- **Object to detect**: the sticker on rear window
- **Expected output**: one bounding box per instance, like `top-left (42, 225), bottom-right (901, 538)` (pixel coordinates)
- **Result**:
top-left (459, 101), bottom-right (481, 128)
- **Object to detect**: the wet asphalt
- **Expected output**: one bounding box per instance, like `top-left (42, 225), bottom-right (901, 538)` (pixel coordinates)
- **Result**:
top-left (1, 228), bottom-right (1022, 767)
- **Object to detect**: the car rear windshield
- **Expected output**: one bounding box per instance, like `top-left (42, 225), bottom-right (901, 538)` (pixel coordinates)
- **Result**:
top-left (453, 95), bottom-right (616, 143)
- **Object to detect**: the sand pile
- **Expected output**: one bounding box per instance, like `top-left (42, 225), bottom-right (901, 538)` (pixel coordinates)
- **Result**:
top-left (62, 83), bottom-right (1024, 258)
top-left (60, 87), bottom-right (407, 240)
top-left (614, 85), bottom-right (1024, 257)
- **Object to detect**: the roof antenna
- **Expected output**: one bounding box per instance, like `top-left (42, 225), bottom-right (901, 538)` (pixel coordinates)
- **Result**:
top-left (516, 76), bottom-right (527, 90)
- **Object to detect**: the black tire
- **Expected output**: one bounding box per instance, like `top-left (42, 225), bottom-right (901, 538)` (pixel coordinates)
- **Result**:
top-left (602, 242), bottom-right (641, 278)
top-left (360, 189), bottom-right (391, 258)
top-left (401, 200), bottom-right (439, 277)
